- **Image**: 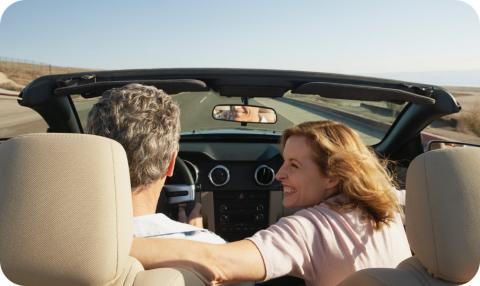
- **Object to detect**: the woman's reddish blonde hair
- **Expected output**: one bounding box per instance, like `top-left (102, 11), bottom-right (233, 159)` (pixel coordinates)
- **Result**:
top-left (281, 120), bottom-right (399, 230)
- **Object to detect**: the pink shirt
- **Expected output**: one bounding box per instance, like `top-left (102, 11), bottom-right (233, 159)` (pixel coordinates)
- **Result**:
top-left (247, 196), bottom-right (411, 286)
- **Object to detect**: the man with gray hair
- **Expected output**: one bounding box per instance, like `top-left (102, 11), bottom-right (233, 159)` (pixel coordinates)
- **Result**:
top-left (87, 83), bottom-right (224, 243)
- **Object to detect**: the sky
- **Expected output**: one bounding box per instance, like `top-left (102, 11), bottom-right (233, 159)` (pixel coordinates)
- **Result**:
top-left (0, 0), bottom-right (480, 86)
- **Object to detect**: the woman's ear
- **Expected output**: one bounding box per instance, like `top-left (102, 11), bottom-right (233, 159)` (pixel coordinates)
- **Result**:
top-left (165, 152), bottom-right (177, 177)
top-left (327, 177), bottom-right (340, 190)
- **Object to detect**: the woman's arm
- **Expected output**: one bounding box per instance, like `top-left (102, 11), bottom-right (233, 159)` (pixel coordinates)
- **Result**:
top-left (131, 238), bottom-right (266, 284)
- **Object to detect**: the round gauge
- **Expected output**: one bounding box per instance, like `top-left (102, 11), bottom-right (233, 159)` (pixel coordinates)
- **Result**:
top-left (208, 165), bottom-right (230, 186)
top-left (254, 165), bottom-right (275, 186)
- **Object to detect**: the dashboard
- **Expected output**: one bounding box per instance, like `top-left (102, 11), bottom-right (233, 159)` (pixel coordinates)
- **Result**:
top-left (177, 140), bottom-right (286, 241)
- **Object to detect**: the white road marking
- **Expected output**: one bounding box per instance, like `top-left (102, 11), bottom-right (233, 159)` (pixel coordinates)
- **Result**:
top-left (200, 96), bottom-right (207, 103)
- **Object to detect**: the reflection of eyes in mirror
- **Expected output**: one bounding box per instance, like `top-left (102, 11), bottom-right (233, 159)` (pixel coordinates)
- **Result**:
top-left (430, 142), bottom-right (464, 150)
top-left (258, 108), bottom-right (276, 123)
top-left (427, 140), bottom-right (480, 151)
top-left (213, 105), bottom-right (277, 123)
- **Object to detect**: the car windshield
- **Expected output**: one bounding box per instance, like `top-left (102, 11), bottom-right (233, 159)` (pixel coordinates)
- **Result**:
top-left (72, 91), bottom-right (406, 145)
top-left (1, 0), bottom-right (479, 145)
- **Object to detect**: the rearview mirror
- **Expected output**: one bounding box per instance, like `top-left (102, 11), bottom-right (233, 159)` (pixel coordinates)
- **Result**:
top-left (428, 140), bottom-right (480, 151)
top-left (212, 105), bottom-right (277, 124)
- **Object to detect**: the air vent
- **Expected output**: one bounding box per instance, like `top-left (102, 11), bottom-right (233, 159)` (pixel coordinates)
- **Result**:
top-left (208, 165), bottom-right (230, 187)
top-left (254, 165), bottom-right (275, 186)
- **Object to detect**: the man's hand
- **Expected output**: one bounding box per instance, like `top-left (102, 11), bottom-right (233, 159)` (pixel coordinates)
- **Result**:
top-left (178, 202), bottom-right (203, 228)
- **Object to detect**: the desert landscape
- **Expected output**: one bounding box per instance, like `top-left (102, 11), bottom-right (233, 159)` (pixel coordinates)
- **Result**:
top-left (1, 59), bottom-right (479, 144)
top-left (0, 59), bottom-right (91, 137)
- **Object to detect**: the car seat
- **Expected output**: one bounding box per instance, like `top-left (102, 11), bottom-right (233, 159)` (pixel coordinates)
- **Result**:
top-left (0, 133), bottom-right (205, 286)
top-left (338, 147), bottom-right (480, 285)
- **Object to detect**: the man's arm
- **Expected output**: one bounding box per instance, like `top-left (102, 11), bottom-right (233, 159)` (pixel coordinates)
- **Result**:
top-left (131, 238), bottom-right (266, 284)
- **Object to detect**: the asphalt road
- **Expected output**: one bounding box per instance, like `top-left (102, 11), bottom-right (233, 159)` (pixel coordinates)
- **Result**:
top-left (0, 95), bottom-right (48, 138)
top-left (1, 92), bottom-right (385, 144)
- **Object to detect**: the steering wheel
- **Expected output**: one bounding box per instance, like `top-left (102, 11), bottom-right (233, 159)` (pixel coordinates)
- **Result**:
top-left (156, 157), bottom-right (196, 218)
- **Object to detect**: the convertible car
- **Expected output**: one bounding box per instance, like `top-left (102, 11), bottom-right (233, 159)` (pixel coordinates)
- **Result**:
top-left (1, 68), bottom-right (478, 286)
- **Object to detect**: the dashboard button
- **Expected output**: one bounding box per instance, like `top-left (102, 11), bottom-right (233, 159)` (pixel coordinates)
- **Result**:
top-left (219, 204), bottom-right (229, 213)
top-left (220, 215), bottom-right (229, 223)
top-left (255, 214), bottom-right (264, 221)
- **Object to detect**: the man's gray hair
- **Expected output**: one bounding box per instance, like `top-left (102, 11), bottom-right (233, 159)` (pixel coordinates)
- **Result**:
top-left (86, 83), bottom-right (180, 188)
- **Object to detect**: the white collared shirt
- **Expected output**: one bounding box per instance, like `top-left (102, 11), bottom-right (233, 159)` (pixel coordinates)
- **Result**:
top-left (133, 213), bottom-right (225, 244)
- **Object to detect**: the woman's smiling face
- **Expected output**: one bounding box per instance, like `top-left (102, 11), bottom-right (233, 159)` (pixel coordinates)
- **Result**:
top-left (275, 135), bottom-right (339, 208)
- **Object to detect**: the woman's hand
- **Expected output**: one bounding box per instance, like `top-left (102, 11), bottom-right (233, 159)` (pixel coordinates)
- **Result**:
top-left (178, 202), bottom-right (203, 228)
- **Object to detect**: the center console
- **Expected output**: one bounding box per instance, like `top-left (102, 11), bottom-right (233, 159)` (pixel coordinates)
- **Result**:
top-left (214, 191), bottom-right (269, 241)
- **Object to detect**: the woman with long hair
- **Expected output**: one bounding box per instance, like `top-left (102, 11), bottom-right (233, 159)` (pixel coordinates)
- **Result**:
top-left (131, 120), bottom-right (410, 286)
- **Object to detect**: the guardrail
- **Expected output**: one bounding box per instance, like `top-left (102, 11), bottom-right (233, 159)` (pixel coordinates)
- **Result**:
top-left (279, 97), bottom-right (451, 146)
top-left (0, 90), bottom-right (19, 97)
top-left (279, 97), bottom-right (391, 131)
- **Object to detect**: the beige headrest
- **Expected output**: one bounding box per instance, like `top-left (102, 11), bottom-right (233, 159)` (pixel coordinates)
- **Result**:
top-left (406, 147), bottom-right (480, 283)
top-left (0, 133), bottom-right (136, 285)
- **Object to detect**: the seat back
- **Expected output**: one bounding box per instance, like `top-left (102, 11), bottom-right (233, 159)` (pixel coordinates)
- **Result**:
top-left (0, 133), bottom-right (141, 285)
top-left (339, 147), bottom-right (480, 286)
